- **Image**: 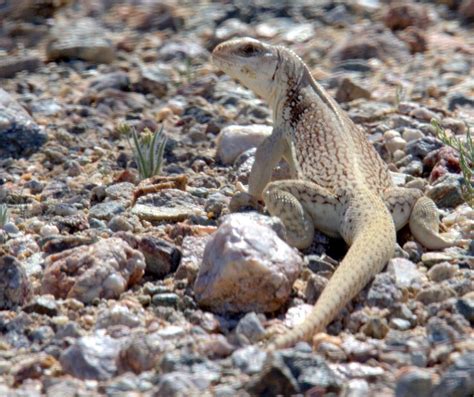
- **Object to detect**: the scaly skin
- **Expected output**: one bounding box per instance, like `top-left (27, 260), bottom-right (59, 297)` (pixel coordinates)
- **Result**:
top-left (211, 37), bottom-right (458, 349)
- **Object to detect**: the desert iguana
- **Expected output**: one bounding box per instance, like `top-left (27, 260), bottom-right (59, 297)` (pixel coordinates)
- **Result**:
top-left (211, 37), bottom-right (459, 349)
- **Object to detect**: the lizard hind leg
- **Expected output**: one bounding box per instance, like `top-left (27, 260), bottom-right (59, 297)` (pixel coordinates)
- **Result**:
top-left (409, 196), bottom-right (457, 250)
top-left (263, 180), bottom-right (340, 249)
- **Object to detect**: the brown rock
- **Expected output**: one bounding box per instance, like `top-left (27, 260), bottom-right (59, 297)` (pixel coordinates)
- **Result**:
top-left (0, 255), bottom-right (32, 310)
top-left (46, 18), bottom-right (115, 64)
top-left (0, 56), bottom-right (41, 78)
top-left (41, 238), bottom-right (145, 303)
top-left (330, 30), bottom-right (409, 62)
top-left (335, 78), bottom-right (371, 103)
top-left (383, 2), bottom-right (431, 30)
top-left (460, 0), bottom-right (474, 19)
top-left (398, 27), bottom-right (428, 53)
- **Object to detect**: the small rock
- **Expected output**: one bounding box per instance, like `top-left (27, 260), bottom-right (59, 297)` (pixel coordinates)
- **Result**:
top-left (390, 318), bottom-right (412, 331)
top-left (245, 353), bottom-right (299, 396)
top-left (460, 0), bottom-right (474, 19)
top-left (175, 235), bottom-right (212, 284)
top-left (2, 222), bottom-right (19, 235)
top-left (421, 252), bottom-right (457, 267)
top-left (0, 255), bottom-right (32, 310)
top-left (0, 88), bottom-right (47, 158)
top-left (46, 18), bottom-right (115, 63)
top-left (441, 117), bottom-right (467, 135)
top-left (367, 273), bottom-right (403, 308)
top-left (60, 334), bottom-right (122, 380)
top-left (137, 65), bottom-right (172, 97)
top-left (151, 293), bottom-right (179, 308)
top-left (426, 174), bottom-right (464, 208)
top-left (402, 128), bottom-right (424, 142)
top-left (132, 189), bottom-right (205, 222)
top-left (406, 137), bottom-right (442, 159)
top-left (330, 30), bottom-right (409, 62)
top-left (305, 255), bottom-right (336, 274)
top-left (95, 305), bottom-right (144, 329)
top-left (280, 350), bottom-right (342, 393)
top-left (456, 297), bottom-right (474, 322)
top-left (235, 312), bottom-right (266, 344)
top-left (387, 258), bottom-right (423, 288)
top-left (342, 379), bottom-right (369, 397)
top-left (447, 93), bottom-right (474, 111)
top-left (138, 235), bottom-right (181, 277)
top-left (105, 182), bottom-right (135, 201)
top-left (216, 124), bottom-right (272, 165)
top-left (231, 346), bottom-right (266, 375)
top-left (316, 341), bottom-right (347, 362)
top-left (395, 368), bottom-right (433, 397)
top-left (23, 295), bottom-right (58, 316)
top-left (432, 352), bottom-right (474, 397)
top-left (41, 238), bottom-right (145, 303)
top-left (194, 215), bottom-right (302, 313)
top-left (0, 55), bottom-right (41, 78)
top-left (154, 372), bottom-right (201, 396)
top-left (361, 316), bottom-right (389, 339)
top-left (416, 286), bottom-right (456, 305)
top-left (427, 262), bottom-right (458, 282)
top-left (89, 200), bottom-right (126, 221)
top-left (398, 26), bottom-right (427, 54)
top-left (403, 241), bottom-right (423, 263)
top-left (108, 215), bottom-right (134, 232)
top-left (384, 130), bottom-right (407, 154)
top-left (305, 274), bottom-right (328, 303)
top-left (383, 3), bottom-right (430, 30)
top-left (409, 107), bottom-right (438, 122)
top-left (158, 40), bottom-right (208, 62)
top-left (11, 354), bottom-right (59, 385)
top-left (89, 72), bottom-right (130, 92)
top-left (40, 224), bottom-right (60, 238)
top-left (335, 77), bottom-right (371, 103)
top-left (119, 332), bottom-right (166, 373)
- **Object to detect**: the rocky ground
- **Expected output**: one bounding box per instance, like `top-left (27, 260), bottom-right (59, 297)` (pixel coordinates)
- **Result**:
top-left (0, 0), bottom-right (473, 396)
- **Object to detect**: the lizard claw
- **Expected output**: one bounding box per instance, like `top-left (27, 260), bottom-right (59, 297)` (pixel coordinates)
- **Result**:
top-left (229, 191), bottom-right (263, 212)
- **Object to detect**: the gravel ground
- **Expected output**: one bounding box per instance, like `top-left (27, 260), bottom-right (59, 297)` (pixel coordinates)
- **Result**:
top-left (0, 1), bottom-right (473, 396)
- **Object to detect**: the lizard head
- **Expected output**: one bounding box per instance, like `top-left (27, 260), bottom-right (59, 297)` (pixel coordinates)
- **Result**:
top-left (211, 37), bottom-right (282, 101)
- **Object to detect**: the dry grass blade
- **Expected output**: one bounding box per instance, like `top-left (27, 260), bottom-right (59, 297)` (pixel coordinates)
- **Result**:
top-left (0, 204), bottom-right (9, 227)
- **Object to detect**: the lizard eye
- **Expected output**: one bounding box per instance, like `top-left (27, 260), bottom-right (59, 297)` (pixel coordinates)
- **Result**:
top-left (240, 44), bottom-right (259, 57)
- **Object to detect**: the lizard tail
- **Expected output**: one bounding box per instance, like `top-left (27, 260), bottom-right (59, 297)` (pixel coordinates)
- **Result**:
top-left (268, 202), bottom-right (396, 350)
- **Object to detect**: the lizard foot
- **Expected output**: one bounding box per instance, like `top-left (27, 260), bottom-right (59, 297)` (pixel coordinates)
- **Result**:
top-left (229, 191), bottom-right (263, 213)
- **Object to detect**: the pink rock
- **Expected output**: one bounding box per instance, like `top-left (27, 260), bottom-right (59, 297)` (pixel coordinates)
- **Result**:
top-left (41, 238), bottom-right (145, 303)
top-left (194, 215), bottom-right (302, 313)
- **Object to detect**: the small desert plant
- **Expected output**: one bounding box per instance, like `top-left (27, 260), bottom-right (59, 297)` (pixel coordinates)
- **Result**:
top-left (118, 123), bottom-right (167, 180)
top-left (0, 204), bottom-right (9, 227)
top-left (431, 118), bottom-right (473, 204)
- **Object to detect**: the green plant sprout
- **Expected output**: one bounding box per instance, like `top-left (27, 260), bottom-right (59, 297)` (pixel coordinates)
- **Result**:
top-left (431, 118), bottom-right (473, 205)
top-left (118, 123), bottom-right (167, 180)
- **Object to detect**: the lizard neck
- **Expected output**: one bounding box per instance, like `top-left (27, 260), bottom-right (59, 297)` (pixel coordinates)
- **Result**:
top-left (271, 62), bottom-right (310, 125)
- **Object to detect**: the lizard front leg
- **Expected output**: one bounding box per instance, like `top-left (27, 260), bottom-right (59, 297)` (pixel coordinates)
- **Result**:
top-left (229, 127), bottom-right (287, 211)
top-left (263, 180), bottom-right (340, 249)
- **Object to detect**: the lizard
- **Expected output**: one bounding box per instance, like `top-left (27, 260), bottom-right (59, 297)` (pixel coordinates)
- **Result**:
top-left (211, 37), bottom-right (460, 349)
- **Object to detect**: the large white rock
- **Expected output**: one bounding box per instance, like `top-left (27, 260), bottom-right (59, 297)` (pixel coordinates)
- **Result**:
top-left (194, 214), bottom-right (302, 313)
top-left (216, 124), bottom-right (272, 165)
